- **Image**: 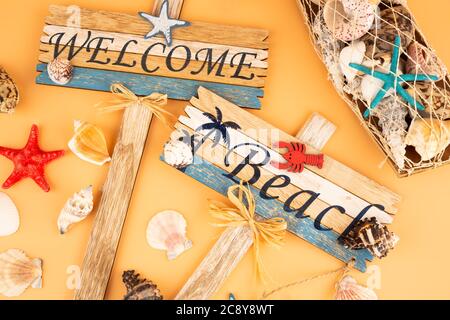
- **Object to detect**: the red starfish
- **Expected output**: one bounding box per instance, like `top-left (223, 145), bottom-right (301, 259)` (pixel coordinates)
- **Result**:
top-left (0, 124), bottom-right (65, 192)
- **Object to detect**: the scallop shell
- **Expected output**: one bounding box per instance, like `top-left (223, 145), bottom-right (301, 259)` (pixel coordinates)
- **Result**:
top-left (0, 66), bottom-right (19, 114)
top-left (122, 270), bottom-right (163, 300)
top-left (335, 275), bottom-right (378, 300)
top-left (47, 58), bottom-right (73, 85)
top-left (339, 41), bottom-right (366, 83)
top-left (146, 210), bottom-right (192, 260)
top-left (407, 83), bottom-right (450, 120)
top-left (0, 249), bottom-right (42, 297)
top-left (68, 120), bottom-right (111, 166)
top-left (405, 118), bottom-right (450, 161)
top-left (163, 139), bottom-right (193, 169)
top-left (57, 185), bottom-right (94, 234)
top-left (0, 192), bottom-right (20, 237)
top-left (323, 0), bottom-right (375, 41)
top-left (406, 42), bottom-right (446, 78)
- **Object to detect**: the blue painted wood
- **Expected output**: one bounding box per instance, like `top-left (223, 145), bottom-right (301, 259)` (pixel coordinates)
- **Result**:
top-left (161, 155), bottom-right (373, 272)
top-left (36, 64), bottom-right (262, 109)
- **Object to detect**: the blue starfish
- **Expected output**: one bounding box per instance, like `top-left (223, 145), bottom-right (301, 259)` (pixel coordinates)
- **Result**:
top-left (139, 0), bottom-right (190, 46)
top-left (349, 35), bottom-right (439, 118)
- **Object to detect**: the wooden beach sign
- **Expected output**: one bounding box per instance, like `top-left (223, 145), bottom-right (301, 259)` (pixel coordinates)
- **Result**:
top-left (162, 87), bottom-right (401, 299)
top-left (34, 0), bottom-right (268, 300)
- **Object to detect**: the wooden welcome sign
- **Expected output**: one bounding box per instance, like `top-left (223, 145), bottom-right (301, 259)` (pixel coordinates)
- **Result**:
top-left (162, 87), bottom-right (401, 299)
top-left (36, 3), bottom-right (268, 108)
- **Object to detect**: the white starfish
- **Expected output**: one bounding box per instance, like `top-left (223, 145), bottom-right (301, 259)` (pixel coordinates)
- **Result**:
top-left (139, 0), bottom-right (190, 46)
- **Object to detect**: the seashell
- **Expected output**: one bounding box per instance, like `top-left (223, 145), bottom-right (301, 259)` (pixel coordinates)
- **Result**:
top-left (47, 58), bottom-right (73, 85)
top-left (323, 0), bottom-right (375, 41)
top-left (68, 120), bottom-right (111, 166)
top-left (407, 83), bottom-right (450, 120)
top-left (335, 275), bottom-right (378, 300)
top-left (339, 41), bottom-right (366, 83)
top-left (406, 42), bottom-right (446, 78)
top-left (57, 185), bottom-right (94, 234)
top-left (405, 118), bottom-right (450, 161)
top-left (0, 249), bottom-right (42, 297)
top-left (122, 270), bottom-right (163, 300)
top-left (0, 192), bottom-right (20, 237)
top-left (339, 217), bottom-right (399, 258)
top-left (146, 210), bottom-right (192, 260)
top-left (0, 66), bottom-right (19, 114)
top-left (163, 139), bottom-right (193, 169)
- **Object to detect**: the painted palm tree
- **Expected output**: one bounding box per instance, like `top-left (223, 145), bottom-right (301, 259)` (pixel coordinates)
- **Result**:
top-left (177, 128), bottom-right (200, 155)
top-left (195, 107), bottom-right (241, 153)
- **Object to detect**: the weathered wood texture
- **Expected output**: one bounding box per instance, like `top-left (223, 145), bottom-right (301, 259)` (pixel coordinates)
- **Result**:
top-left (153, 0), bottom-right (184, 19)
top-left (191, 87), bottom-right (401, 214)
top-left (296, 112), bottom-right (337, 151)
top-left (74, 103), bottom-right (153, 300)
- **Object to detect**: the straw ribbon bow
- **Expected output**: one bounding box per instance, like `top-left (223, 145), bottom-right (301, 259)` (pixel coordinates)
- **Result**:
top-left (210, 181), bottom-right (287, 282)
top-left (97, 83), bottom-right (176, 128)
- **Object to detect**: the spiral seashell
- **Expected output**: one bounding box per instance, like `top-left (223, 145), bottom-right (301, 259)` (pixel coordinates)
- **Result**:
top-left (57, 185), bottom-right (94, 234)
top-left (406, 42), bottom-right (446, 79)
top-left (163, 139), bottom-right (193, 169)
top-left (47, 58), bottom-right (73, 85)
top-left (146, 210), bottom-right (192, 260)
top-left (122, 270), bottom-right (163, 300)
top-left (335, 275), bottom-right (378, 300)
top-left (0, 192), bottom-right (20, 237)
top-left (0, 66), bottom-right (19, 113)
top-left (0, 249), bottom-right (42, 297)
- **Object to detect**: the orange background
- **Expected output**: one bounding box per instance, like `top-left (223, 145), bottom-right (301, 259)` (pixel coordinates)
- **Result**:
top-left (1, 0), bottom-right (449, 300)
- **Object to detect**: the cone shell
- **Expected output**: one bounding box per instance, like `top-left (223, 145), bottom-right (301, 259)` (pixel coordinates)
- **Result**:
top-left (146, 210), bottom-right (192, 260)
top-left (0, 249), bottom-right (42, 297)
top-left (0, 66), bottom-right (19, 114)
top-left (68, 120), bottom-right (111, 166)
top-left (163, 139), bottom-right (193, 169)
top-left (335, 275), bottom-right (378, 300)
top-left (47, 58), bottom-right (73, 85)
top-left (405, 118), bottom-right (450, 161)
top-left (0, 192), bottom-right (20, 237)
top-left (57, 185), bottom-right (94, 234)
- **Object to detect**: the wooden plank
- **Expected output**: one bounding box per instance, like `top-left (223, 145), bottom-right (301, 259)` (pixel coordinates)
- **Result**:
top-left (46, 5), bottom-right (269, 49)
top-left (39, 43), bottom-right (266, 87)
top-left (296, 112), bottom-right (337, 151)
top-left (191, 87), bottom-right (401, 214)
top-left (162, 154), bottom-right (373, 272)
top-left (75, 103), bottom-right (153, 300)
top-left (153, 0), bottom-right (184, 19)
top-left (177, 123), bottom-right (357, 234)
top-left (175, 225), bottom-right (253, 300)
top-left (41, 25), bottom-right (268, 69)
top-left (179, 105), bottom-right (394, 224)
top-left (35, 64), bottom-right (263, 109)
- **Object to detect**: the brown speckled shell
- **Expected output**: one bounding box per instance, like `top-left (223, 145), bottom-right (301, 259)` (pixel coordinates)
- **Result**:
top-left (47, 58), bottom-right (73, 85)
top-left (122, 270), bottom-right (163, 300)
top-left (407, 82), bottom-right (450, 120)
top-left (0, 66), bottom-right (19, 114)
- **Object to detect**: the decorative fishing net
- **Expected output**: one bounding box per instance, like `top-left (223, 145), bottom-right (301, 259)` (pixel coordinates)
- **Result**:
top-left (297, 0), bottom-right (450, 176)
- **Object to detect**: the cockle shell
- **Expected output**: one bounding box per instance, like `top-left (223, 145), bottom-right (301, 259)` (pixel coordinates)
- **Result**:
top-left (323, 0), bottom-right (375, 41)
top-left (146, 210), bottom-right (192, 260)
top-left (405, 118), bottom-right (450, 161)
top-left (0, 192), bottom-right (20, 237)
top-left (57, 185), bottom-right (94, 234)
top-left (68, 120), bottom-right (111, 166)
top-left (47, 58), bottom-right (73, 85)
top-left (0, 249), bottom-right (42, 297)
top-left (407, 83), bottom-right (450, 120)
top-left (0, 66), bottom-right (19, 114)
top-left (406, 42), bottom-right (446, 78)
top-left (163, 139), bottom-right (193, 169)
top-left (339, 41), bottom-right (366, 83)
top-left (122, 270), bottom-right (163, 300)
top-left (335, 275), bottom-right (378, 300)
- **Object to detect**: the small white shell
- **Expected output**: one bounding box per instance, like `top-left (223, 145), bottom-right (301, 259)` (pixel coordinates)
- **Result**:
top-left (339, 41), bottom-right (366, 83)
top-left (163, 140), bottom-right (193, 169)
top-left (47, 58), bottom-right (73, 85)
top-left (146, 210), bottom-right (192, 260)
top-left (0, 192), bottom-right (20, 237)
top-left (57, 185), bottom-right (94, 234)
top-left (335, 275), bottom-right (378, 300)
top-left (0, 249), bottom-right (42, 297)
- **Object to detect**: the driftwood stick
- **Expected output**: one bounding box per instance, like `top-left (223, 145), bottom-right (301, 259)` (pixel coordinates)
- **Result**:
top-left (153, 0), bottom-right (185, 19)
top-left (296, 112), bottom-right (337, 151)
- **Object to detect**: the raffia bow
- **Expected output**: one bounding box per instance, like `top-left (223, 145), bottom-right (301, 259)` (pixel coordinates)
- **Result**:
top-left (96, 83), bottom-right (176, 128)
top-left (210, 181), bottom-right (287, 282)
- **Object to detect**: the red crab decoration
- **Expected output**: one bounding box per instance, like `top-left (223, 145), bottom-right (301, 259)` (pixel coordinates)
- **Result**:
top-left (270, 141), bottom-right (323, 173)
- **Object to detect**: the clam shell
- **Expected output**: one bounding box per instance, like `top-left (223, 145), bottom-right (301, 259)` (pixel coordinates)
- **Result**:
top-left (335, 275), bottom-right (377, 300)
top-left (0, 192), bottom-right (20, 237)
top-left (47, 58), bottom-right (73, 85)
top-left (0, 249), bottom-right (42, 297)
top-left (146, 210), bottom-right (192, 260)
top-left (339, 41), bottom-right (366, 83)
top-left (405, 118), bottom-right (450, 161)
top-left (323, 0), bottom-right (375, 41)
top-left (68, 120), bottom-right (111, 166)
top-left (57, 185), bottom-right (94, 234)
top-left (163, 139), bottom-right (193, 169)
top-left (0, 66), bottom-right (19, 114)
